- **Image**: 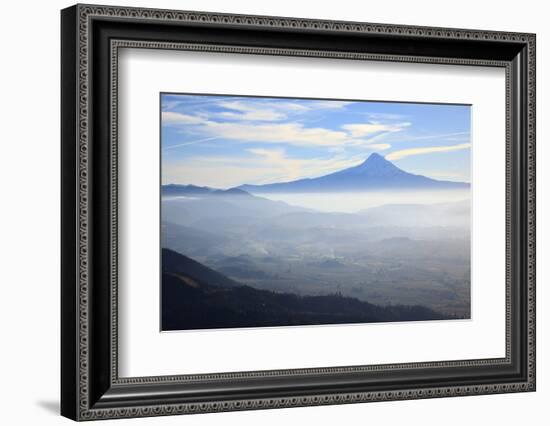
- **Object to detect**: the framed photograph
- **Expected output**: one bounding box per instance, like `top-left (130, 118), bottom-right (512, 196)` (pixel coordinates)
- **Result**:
top-left (61, 4), bottom-right (536, 421)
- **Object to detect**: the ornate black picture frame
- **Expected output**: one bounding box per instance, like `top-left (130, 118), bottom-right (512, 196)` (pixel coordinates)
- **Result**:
top-left (61, 4), bottom-right (536, 421)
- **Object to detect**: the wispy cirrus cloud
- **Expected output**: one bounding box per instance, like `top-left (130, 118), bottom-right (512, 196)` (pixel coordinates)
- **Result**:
top-left (161, 111), bottom-right (206, 125)
top-left (161, 96), bottom-right (411, 149)
top-left (392, 131), bottom-right (470, 143)
top-left (342, 122), bottom-right (411, 137)
top-left (306, 100), bottom-right (354, 110)
top-left (211, 99), bottom-right (354, 122)
top-left (216, 110), bottom-right (286, 121)
top-left (368, 143), bottom-right (392, 150)
top-left (162, 136), bottom-right (219, 150)
top-left (164, 97), bottom-right (354, 123)
top-left (386, 142), bottom-right (471, 161)
top-left (214, 100), bottom-right (288, 121)
top-left (162, 111), bottom-right (407, 148)
top-left (203, 121), bottom-right (350, 146)
top-left (364, 112), bottom-right (409, 121)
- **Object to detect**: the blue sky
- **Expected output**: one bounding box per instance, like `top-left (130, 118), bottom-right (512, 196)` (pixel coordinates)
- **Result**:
top-left (161, 93), bottom-right (471, 188)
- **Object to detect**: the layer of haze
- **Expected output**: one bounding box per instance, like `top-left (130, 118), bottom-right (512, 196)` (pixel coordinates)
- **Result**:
top-left (257, 189), bottom-right (470, 213)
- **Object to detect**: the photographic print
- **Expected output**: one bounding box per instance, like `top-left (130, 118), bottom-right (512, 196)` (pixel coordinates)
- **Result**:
top-left (160, 93), bottom-right (471, 331)
top-left (61, 7), bottom-right (536, 418)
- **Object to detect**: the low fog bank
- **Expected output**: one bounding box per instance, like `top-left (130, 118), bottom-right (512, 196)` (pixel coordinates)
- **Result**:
top-left (254, 189), bottom-right (470, 213)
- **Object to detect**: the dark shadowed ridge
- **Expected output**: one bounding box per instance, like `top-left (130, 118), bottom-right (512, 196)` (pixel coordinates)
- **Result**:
top-left (161, 248), bottom-right (451, 331)
top-left (236, 153), bottom-right (470, 193)
top-left (162, 248), bottom-right (238, 288)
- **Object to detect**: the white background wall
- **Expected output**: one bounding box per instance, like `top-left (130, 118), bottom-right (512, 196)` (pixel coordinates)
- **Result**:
top-left (0, 0), bottom-right (547, 424)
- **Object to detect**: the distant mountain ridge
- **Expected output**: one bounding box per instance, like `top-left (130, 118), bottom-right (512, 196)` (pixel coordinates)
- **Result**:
top-left (237, 153), bottom-right (469, 193)
top-left (162, 153), bottom-right (469, 196)
top-left (162, 184), bottom-right (251, 197)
